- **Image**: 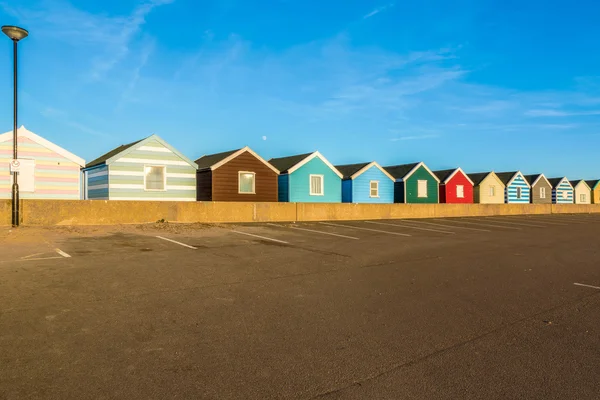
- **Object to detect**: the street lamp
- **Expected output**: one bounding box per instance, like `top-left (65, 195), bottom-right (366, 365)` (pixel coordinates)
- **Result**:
top-left (2, 25), bottom-right (28, 227)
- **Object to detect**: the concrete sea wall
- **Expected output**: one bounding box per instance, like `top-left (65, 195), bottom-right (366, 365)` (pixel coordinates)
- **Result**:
top-left (1, 199), bottom-right (599, 226)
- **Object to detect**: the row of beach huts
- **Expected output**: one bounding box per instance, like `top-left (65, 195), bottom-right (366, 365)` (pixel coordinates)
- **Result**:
top-left (1, 126), bottom-right (599, 205)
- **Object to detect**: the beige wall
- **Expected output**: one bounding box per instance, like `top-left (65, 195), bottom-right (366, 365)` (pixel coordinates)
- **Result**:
top-left (6, 199), bottom-right (599, 226)
top-left (573, 183), bottom-right (592, 204)
top-left (475, 174), bottom-right (505, 204)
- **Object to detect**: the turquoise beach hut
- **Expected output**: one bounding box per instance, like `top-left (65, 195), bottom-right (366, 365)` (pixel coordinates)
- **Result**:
top-left (268, 151), bottom-right (342, 202)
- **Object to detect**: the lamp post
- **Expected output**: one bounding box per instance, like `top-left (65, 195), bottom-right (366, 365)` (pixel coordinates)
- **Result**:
top-left (2, 25), bottom-right (28, 227)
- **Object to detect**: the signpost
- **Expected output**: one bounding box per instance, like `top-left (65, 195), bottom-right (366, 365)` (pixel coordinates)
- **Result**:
top-left (9, 159), bottom-right (20, 173)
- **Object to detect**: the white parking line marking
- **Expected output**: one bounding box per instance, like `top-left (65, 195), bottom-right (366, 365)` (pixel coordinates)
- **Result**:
top-left (156, 236), bottom-right (197, 249)
top-left (55, 249), bottom-right (71, 258)
top-left (231, 231), bottom-right (289, 244)
top-left (505, 218), bottom-right (569, 226)
top-left (437, 219), bottom-right (522, 230)
top-left (320, 222), bottom-right (412, 237)
top-left (366, 221), bottom-right (454, 234)
top-left (400, 219), bottom-right (491, 232)
top-left (267, 223), bottom-right (359, 240)
top-left (470, 218), bottom-right (545, 228)
top-left (574, 282), bottom-right (600, 290)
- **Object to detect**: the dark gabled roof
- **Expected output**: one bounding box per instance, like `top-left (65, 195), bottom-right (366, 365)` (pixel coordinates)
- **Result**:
top-left (586, 179), bottom-right (600, 189)
top-left (335, 162), bottom-right (371, 180)
top-left (383, 162), bottom-right (420, 180)
top-left (467, 172), bottom-right (493, 186)
top-left (495, 171), bottom-right (519, 185)
top-left (570, 179), bottom-right (585, 188)
top-left (432, 168), bottom-right (457, 182)
top-left (548, 177), bottom-right (567, 188)
top-left (268, 152), bottom-right (313, 174)
top-left (523, 174), bottom-right (543, 186)
top-left (86, 139), bottom-right (143, 168)
top-left (195, 148), bottom-right (241, 171)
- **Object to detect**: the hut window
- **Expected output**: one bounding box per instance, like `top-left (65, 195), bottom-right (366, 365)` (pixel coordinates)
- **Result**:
top-left (489, 186), bottom-right (495, 196)
top-left (580, 193), bottom-right (586, 202)
top-left (370, 181), bottom-right (379, 198)
top-left (238, 172), bottom-right (256, 194)
top-left (561, 191), bottom-right (568, 200)
top-left (456, 185), bottom-right (464, 198)
top-left (310, 175), bottom-right (324, 196)
top-left (417, 180), bottom-right (427, 198)
top-left (516, 187), bottom-right (522, 199)
top-left (144, 166), bottom-right (166, 191)
top-left (540, 187), bottom-right (546, 199)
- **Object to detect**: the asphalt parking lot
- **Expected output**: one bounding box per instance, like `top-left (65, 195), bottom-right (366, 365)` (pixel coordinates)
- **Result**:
top-left (1, 214), bottom-right (600, 399)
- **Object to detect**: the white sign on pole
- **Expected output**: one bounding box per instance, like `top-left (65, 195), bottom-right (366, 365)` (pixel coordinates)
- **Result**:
top-left (9, 160), bottom-right (20, 173)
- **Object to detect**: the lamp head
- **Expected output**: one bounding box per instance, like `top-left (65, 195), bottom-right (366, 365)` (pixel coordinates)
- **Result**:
top-left (2, 26), bottom-right (28, 41)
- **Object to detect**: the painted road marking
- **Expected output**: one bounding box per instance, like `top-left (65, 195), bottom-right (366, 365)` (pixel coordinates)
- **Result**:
top-left (470, 218), bottom-right (545, 228)
top-left (398, 219), bottom-right (491, 232)
top-left (55, 249), bottom-right (71, 258)
top-left (267, 223), bottom-right (359, 240)
top-left (320, 222), bottom-right (412, 237)
top-left (156, 236), bottom-right (197, 249)
top-left (231, 230), bottom-right (289, 244)
top-left (574, 282), bottom-right (600, 290)
top-left (503, 217), bottom-right (569, 226)
top-left (436, 219), bottom-right (522, 230)
top-left (366, 220), bottom-right (454, 234)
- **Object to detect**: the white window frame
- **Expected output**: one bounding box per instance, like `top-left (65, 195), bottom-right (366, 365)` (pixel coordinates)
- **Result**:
top-left (516, 186), bottom-right (522, 199)
top-left (417, 180), bottom-right (428, 198)
top-left (561, 191), bottom-right (568, 200)
top-left (238, 171), bottom-right (256, 194)
top-left (144, 165), bottom-right (167, 192)
top-left (309, 174), bottom-right (324, 196)
top-left (456, 185), bottom-right (464, 199)
top-left (369, 180), bottom-right (379, 198)
top-left (489, 185), bottom-right (495, 197)
top-left (540, 187), bottom-right (546, 199)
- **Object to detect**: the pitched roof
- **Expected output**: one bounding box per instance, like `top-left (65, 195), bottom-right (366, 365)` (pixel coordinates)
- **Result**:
top-left (586, 179), bottom-right (600, 189)
top-left (432, 169), bottom-right (457, 182)
top-left (0, 126), bottom-right (85, 167)
top-left (548, 177), bottom-right (568, 188)
top-left (495, 171), bottom-right (519, 185)
top-left (268, 152), bottom-right (313, 173)
top-left (523, 174), bottom-right (540, 185)
top-left (570, 179), bottom-right (588, 189)
top-left (383, 162), bottom-right (420, 180)
top-left (195, 149), bottom-right (241, 171)
top-left (335, 162), bottom-right (371, 180)
top-left (86, 139), bottom-right (143, 168)
top-left (467, 172), bottom-right (493, 186)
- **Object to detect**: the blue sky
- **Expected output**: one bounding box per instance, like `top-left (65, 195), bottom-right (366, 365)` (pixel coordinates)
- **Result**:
top-left (1, 0), bottom-right (600, 178)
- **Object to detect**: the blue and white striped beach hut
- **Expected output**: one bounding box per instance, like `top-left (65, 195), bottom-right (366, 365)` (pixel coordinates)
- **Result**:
top-left (548, 177), bottom-right (573, 204)
top-left (496, 171), bottom-right (531, 203)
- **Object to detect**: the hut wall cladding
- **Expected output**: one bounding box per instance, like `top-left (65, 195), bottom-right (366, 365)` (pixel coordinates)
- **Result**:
top-left (0, 136), bottom-right (81, 199)
top-left (530, 179), bottom-right (552, 204)
top-left (210, 151), bottom-right (278, 202)
top-left (108, 138), bottom-right (197, 201)
top-left (196, 170), bottom-right (213, 201)
top-left (505, 174), bottom-right (530, 203)
top-left (553, 180), bottom-right (573, 204)
top-left (86, 165), bottom-right (109, 200)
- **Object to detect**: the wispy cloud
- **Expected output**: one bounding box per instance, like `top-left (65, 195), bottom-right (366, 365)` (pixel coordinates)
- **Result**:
top-left (390, 134), bottom-right (440, 141)
top-left (3, 0), bottom-right (174, 80)
top-left (525, 109), bottom-right (600, 117)
top-left (363, 3), bottom-right (395, 19)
